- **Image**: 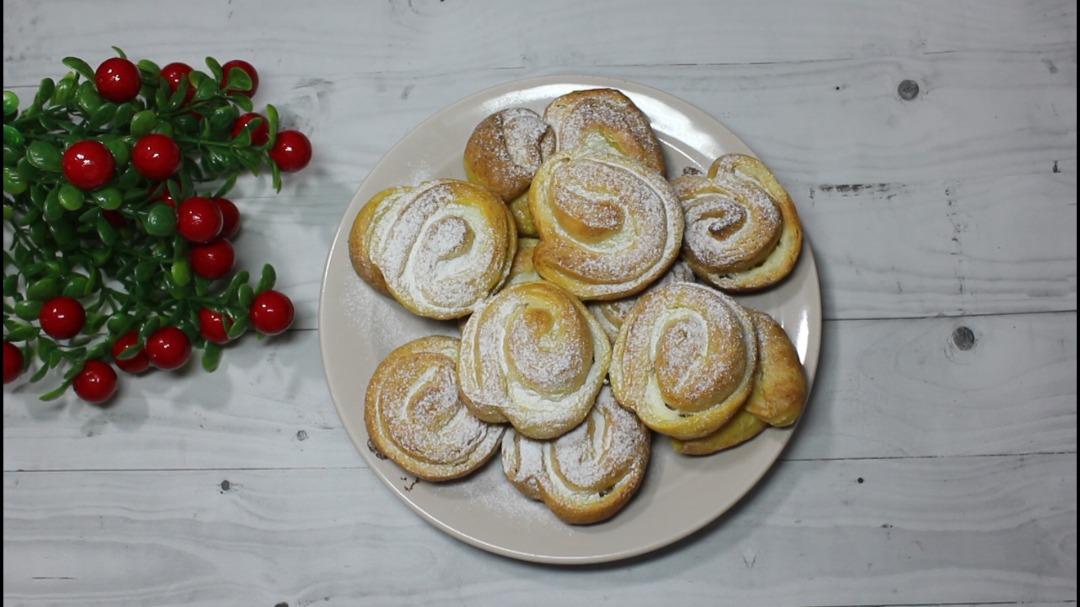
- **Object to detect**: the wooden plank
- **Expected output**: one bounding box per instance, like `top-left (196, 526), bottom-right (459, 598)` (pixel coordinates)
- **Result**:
top-left (2, 0), bottom-right (1074, 85)
top-left (4, 313), bottom-right (1074, 472)
top-left (3, 454), bottom-right (1075, 606)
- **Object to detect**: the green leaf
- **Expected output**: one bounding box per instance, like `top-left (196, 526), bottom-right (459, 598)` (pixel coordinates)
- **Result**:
top-left (255, 264), bottom-right (276, 294)
top-left (230, 93), bottom-right (254, 113)
top-left (87, 103), bottom-right (118, 130)
top-left (161, 75), bottom-right (190, 113)
top-left (6, 323), bottom-right (38, 342)
top-left (26, 140), bottom-right (63, 172)
top-left (111, 46), bottom-right (128, 60)
top-left (224, 67), bottom-right (253, 93)
top-left (205, 56), bottom-right (223, 81)
top-left (137, 59), bottom-right (162, 79)
top-left (75, 81), bottom-right (104, 116)
top-left (96, 214), bottom-right (118, 246)
top-left (137, 316), bottom-right (161, 342)
top-left (201, 342), bottom-right (223, 372)
top-left (62, 57), bottom-right (95, 81)
top-left (29, 362), bottom-right (51, 383)
top-left (130, 109), bottom-right (158, 137)
top-left (266, 104), bottom-right (280, 146)
top-left (271, 160), bottom-right (282, 192)
top-left (237, 284), bottom-right (254, 308)
top-left (35, 77), bottom-right (56, 106)
top-left (39, 379), bottom-right (72, 401)
top-left (225, 315), bottom-right (250, 340)
top-left (50, 74), bottom-right (77, 107)
top-left (193, 75), bottom-right (219, 102)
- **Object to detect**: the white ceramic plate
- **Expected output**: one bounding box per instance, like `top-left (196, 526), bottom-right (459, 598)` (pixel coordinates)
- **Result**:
top-left (319, 75), bottom-right (822, 565)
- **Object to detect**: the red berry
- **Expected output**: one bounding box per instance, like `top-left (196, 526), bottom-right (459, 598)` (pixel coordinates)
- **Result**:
top-left (39, 296), bottom-right (86, 339)
top-left (95, 57), bottom-right (142, 103)
top-left (111, 331), bottom-right (150, 374)
top-left (221, 59), bottom-right (259, 97)
top-left (145, 326), bottom-right (192, 371)
top-left (176, 196), bottom-right (224, 243)
top-left (160, 62), bottom-right (195, 105)
top-left (190, 238), bottom-right (235, 280)
top-left (73, 360), bottom-right (118, 404)
top-left (199, 308), bottom-right (232, 345)
top-left (231, 113), bottom-right (269, 146)
top-left (4, 341), bottom-right (24, 384)
top-left (269, 130), bottom-right (312, 173)
top-left (62, 141), bottom-right (116, 190)
top-left (250, 290), bottom-right (295, 336)
top-left (132, 134), bottom-right (182, 181)
top-left (213, 197), bottom-right (241, 239)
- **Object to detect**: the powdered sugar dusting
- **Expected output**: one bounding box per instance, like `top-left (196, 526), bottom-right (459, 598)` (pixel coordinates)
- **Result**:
top-left (677, 174), bottom-right (782, 273)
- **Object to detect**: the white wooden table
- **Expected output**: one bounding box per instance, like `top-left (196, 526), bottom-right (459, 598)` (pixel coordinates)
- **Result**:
top-left (3, 1), bottom-right (1076, 605)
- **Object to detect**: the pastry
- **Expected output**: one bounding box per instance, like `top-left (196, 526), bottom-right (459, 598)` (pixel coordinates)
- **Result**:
top-left (507, 192), bottom-right (538, 237)
top-left (528, 149), bottom-right (684, 301)
top-left (672, 153), bottom-right (802, 292)
top-left (464, 107), bottom-right (555, 203)
top-left (502, 386), bottom-right (651, 525)
top-left (458, 281), bottom-right (611, 440)
top-left (609, 282), bottom-right (757, 440)
top-left (348, 185), bottom-right (409, 296)
top-left (353, 178), bottom-right (517, 320)
top-left (365, 335), bottom-right (505, 481)
top-left (589, 260), bottom-right (695, 342)
top-left (742, 308), bottom-right (807, 427)
top-left (543, 88), bottom-right (665, 174)
top-left (502, 237), bottom-right (542, 287)
top-left (670, 308), bottom-right (807, 455)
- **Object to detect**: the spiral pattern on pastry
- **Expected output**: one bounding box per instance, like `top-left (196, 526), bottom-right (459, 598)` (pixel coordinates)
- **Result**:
top-left (365, 179), bottom-right (517, 319)
top-left (464, 107), bottom-right (555, 203)
top-left (589, 260), bottom-right (696, 343)
top-left (458, 281), bottom-right (611, 440)
top-left (348, 185), bottom-right (411, 296)
top-left (669, 308), bottom-right (807, 455)
top-left (528, 150), bottom-right (684, 301)
top-left (365, 335), bottom-right (505, 481)
top-left (609, 282), bottom-right (758, 440)
top-left (543, 88), bottom-right (665, 174)
top-left (672, 154), bottom-right (802, 292)
top-left (502, 387), bottom-right (651, 525)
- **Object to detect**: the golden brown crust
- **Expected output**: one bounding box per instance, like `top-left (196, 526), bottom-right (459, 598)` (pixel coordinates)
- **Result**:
top-left (365, 335), bottom-right (505, 481)
top-left (609, 282), bottom-right (757, 440)
top-left (543, 88), bottom-right (665, 174)
top-left (668, 309), bottom-right (807, 456)
top-left (670, 410), bottom-right (767, 455)
top-left (507, 191), bottom-right (538, 237)
top-left (348, 186), bottom-right (410, 296)
top-left (502, 387), bottom-right (651, 525)
top-left (743, 309), bottom-right (807, 427)
top-left (529, 149), bottom-right (683, 301)
top-left (464, 108), bottom-right (555, 202)
top-left (361, 179), bottom-right (517, 320)
top-left (672, 154), bottom-right (802, 292)
top-left (458, 281), bottom-right (611, 439)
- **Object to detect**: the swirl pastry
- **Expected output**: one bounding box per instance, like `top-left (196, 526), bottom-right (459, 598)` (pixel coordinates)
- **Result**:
top-left (589, 260), bottom-right (696, 343)
top-left (672, 153), bottom-right (802, 292)
top-left (458, 281), bottom-right (611, 440)
top-left (351, 179), bottom-right (517, 320)
top-left (464, 107), bottom-right (555, 204)
top-left (502, 387), bottom-right (651, 525)
top-left (365, 335), bottom-right (505, 481)
top-left (543, 88), bottom-right (665, 174)
top-left (528, 149), bottom-right (684, 301)
top-left (609, 282), bottom-right (758, 440)
top-left (670, 308), bottom-right (808, 455)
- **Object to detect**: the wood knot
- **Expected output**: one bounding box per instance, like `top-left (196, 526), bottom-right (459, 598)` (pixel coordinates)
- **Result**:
top-left (898, 79), bottom-right (920, 100)
top-left (952, 326), bottom-right (976, 350)
top-left (220, 480), bottom-right (231, 491)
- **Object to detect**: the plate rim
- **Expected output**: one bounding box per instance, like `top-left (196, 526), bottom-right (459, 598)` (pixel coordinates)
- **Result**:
top-left (318, 73), bottom-right (822, 565)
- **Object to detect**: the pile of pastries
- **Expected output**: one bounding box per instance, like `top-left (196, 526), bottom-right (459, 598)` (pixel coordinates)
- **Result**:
top-left (349, 87), bottom-right (807, 525)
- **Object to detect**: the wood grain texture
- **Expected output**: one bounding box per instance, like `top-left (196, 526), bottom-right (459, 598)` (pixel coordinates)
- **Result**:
top-left (3, 455), bottom-right (1075, 606)
top-left (2, 1), bottom-right (1076, 605)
